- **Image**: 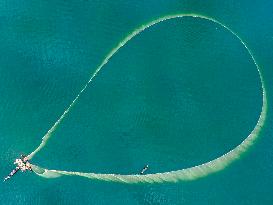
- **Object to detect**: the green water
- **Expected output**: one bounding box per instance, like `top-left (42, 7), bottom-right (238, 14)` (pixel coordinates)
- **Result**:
top-left (1, 0), bottom-right (273, 204)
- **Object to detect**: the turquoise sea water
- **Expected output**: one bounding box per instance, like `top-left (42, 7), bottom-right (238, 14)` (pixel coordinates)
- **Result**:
top-left (1, 1), bottom-right (273, 204)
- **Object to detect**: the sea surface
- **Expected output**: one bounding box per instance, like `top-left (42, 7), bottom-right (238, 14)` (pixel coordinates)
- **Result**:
top-left (0, 0), bottom-right (273, 204)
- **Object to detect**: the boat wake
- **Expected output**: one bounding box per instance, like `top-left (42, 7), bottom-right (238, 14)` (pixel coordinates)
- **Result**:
top-left (28, 13), bottom-right (268, 184)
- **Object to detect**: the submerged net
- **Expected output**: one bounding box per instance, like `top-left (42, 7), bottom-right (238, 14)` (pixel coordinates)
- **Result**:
top-left (28, 13), bottom-right (267, 184)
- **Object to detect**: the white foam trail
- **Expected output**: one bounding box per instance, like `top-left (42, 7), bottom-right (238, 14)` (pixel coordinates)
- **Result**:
top-left (30, 13), bottom-right (268, 183)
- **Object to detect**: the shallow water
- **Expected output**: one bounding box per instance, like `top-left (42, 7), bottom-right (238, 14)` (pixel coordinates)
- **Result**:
top-left (1, 0), bottom-right (273, 204)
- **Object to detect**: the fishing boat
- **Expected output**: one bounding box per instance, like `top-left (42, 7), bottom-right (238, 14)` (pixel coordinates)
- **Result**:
top-left (3, 155), bottom-right (32, 182)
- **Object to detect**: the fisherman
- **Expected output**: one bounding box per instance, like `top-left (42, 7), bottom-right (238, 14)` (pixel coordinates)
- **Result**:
top-left (23, 156), bottom-right (28, 163)
top-left (14, 158), bottom-right (21, 165)
top-left (20, 165), bottom-right (26, 172)
top-left (14, 158), bottom-right (24, 169)
top-left (140, 165), bottom-right (149, 175)
top-left (25, 161), bottom-right (32, 171)
top-left (20, 154), bottom-right (28, 163)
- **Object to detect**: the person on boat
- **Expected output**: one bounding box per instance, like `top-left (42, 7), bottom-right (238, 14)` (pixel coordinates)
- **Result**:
top-left (20, 165), bottom-right (26, 172)
top-left (14, 158), bottom-right (24, 168)
top-left (20, 154), bottom-right (28, 163)
top-left (25, 162), bottom-right (32, 171)
top-left (14, 158), bottom-right (20, 165)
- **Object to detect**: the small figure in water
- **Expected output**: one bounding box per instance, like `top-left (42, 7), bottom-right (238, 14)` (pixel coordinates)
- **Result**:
top-left (140, 165), bottom-right (149, 175)
top-left (4, 154), bottom-right (32, 182)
